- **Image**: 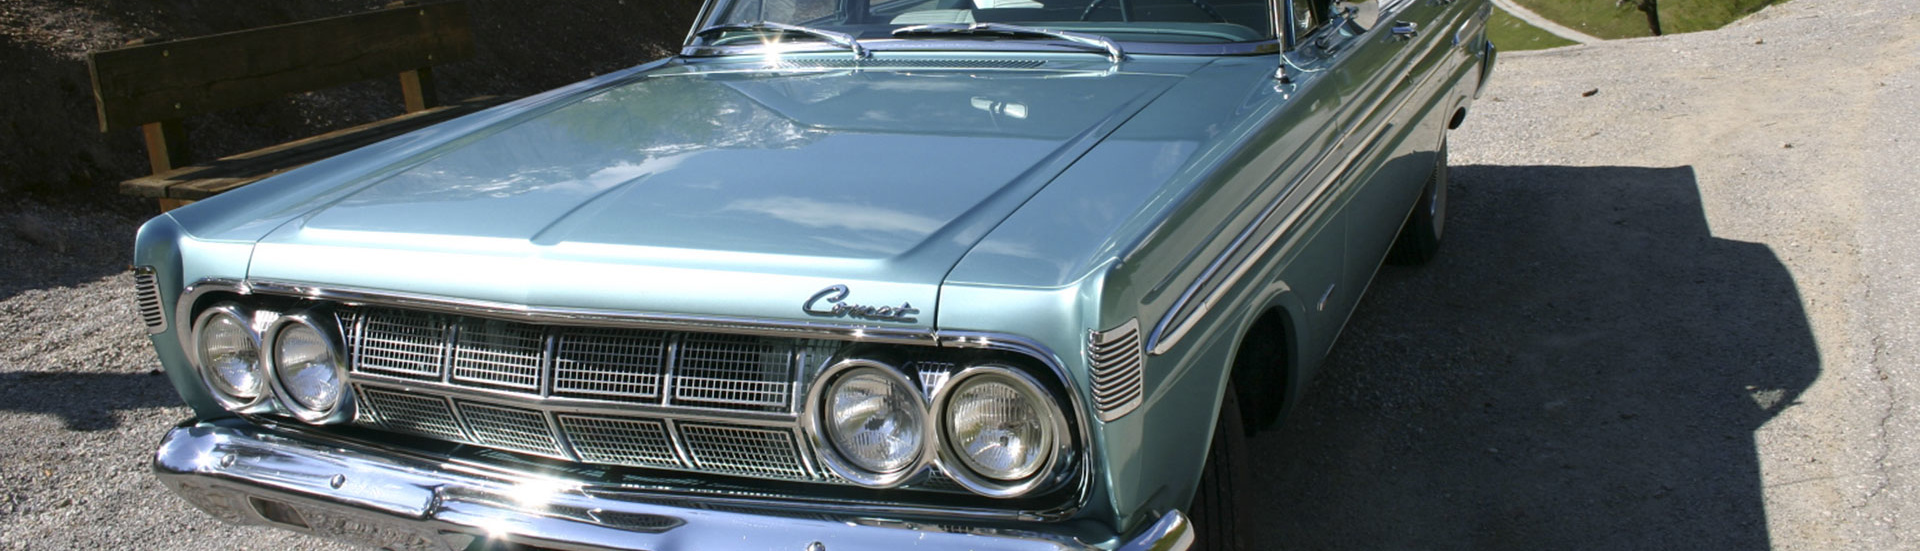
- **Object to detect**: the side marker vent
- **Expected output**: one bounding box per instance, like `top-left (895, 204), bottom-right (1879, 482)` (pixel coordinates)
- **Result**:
top-left (133, 267), bottom-right (166, 334)
top-left (1089, 319), bottom-right (1144, 422)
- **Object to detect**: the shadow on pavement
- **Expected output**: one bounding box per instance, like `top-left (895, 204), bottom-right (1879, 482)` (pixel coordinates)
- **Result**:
top-left (1251, 165), bottom-right (1813, 550)
top-left (0, 371), bottom-right (181, 431)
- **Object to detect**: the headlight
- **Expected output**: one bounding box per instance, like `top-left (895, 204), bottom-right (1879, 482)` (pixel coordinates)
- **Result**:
top-left (935, 366), bottom-right (1065, 496)
top-left (192, 305), bottom-right (264, 409)
top-left (808, 360), bottom-right (926, 486)
top-left (266, 313), bottom-right (350, 423)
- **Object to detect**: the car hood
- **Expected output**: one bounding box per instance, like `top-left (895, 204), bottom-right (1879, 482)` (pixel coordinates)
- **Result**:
top-left (243, 60), bottom-right (1190, 326)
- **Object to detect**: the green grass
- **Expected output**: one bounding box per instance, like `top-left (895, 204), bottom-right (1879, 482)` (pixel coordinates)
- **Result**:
top-left (1511, 0), bottom-right (1789, 39)
top-left (1487, 6), bottom-right (1579, 51)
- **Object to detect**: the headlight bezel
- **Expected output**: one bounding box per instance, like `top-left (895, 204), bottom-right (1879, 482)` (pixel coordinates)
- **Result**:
top-left (930, 364), bottom-right (1071, 498)
top-left (263, 311), bottom-right (353, 424)
top-left (803, 359), bottom-right (932, 487)
top-left (190, 304), bottom-right (269, 411)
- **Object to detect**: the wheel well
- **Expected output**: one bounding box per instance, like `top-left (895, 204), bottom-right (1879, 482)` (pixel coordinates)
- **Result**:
top-left (1229, 308), bottom-right (1292, 436)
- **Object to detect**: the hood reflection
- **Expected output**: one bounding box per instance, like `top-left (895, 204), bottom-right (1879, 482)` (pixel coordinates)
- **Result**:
top-left (291, 61), bottom-right (1174, 264)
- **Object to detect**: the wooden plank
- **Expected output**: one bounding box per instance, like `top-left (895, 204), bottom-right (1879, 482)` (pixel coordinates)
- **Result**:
top-left (140, 119), bottom-right (190, 173)
top-left (119, 96), bottom-right (506, 199)
top-left (88, 1), bottom-right (474, 131)
top-left (399, 67), bottom-right (439, 113)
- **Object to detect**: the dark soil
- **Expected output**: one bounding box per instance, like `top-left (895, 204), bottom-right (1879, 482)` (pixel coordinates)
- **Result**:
top-left (0, 0), bottom-right (703, 210)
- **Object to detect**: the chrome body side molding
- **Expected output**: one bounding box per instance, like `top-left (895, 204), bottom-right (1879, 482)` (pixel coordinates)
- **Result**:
top-left (1145, 48), bottom-right (1452, 356)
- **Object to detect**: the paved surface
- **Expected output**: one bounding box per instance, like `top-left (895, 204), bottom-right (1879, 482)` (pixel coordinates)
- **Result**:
top-left (0, 0), bottom-right (1915, 548)
top-left (1491, 0), bottom-right (1602, 44)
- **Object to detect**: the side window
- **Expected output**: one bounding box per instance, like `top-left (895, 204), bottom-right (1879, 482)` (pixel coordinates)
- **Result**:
top-left (1284, 0), bottom-right (1326, 47)
top-left (1336, 0), bottom-right (1384, 30)
top-left (1291, 0), bottom-right (1318, 37)
top-left (718, 0), bottom-right (838, 25)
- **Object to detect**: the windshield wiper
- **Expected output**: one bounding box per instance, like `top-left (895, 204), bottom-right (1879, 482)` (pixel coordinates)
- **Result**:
top-left (694, 21), bottom-right (871, 59)
top-left (891, 23), bottom-right (1125, 62)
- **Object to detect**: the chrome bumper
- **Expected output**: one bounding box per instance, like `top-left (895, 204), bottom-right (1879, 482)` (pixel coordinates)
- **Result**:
top-left (154, 420), bottom-right (1193, 551)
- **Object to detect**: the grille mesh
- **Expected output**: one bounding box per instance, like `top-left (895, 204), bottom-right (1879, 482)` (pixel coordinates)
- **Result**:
top-left (1089, 319), bottom-right (1145, 422)
top-left (451, 319), bottom-right (545, 391)
top-left (343, 307), bottom-right (797, 413)
top-left (359, 386), bottom-right (466, 441)
top-left (553, 328), bottom-right (667, 402)
top-left (559, 415), bottom-right (683, 469)
top-left (672, 334), bottom-right (792, 411)
top-left (133, 269), bottom-right (166, 333)
top-left (457, 401), bottom-right (565, 458)
top-left (678, 423), bottom-right (810, 479)
top-left (337, 306), bottom-right (822, 483)
top-left (355, 310), bottom-right (447, 380)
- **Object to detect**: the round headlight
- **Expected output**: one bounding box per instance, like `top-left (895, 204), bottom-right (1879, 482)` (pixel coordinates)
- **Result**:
top-left (809, 361), bottom-right (927, 486)
top-left (193, 306), bottom-right (263, 408)
top-left (939, 367), bottom-right (1061, 488)
top-left (268, 315), bottom-right (348, 422)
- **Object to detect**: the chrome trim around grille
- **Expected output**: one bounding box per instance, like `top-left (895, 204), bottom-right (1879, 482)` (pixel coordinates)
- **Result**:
top-left (1088, 319), bottom-right (1145, 422)
top-left (244, 280), bottom-right (940, 346)
top-left (173, 280), bottom-right (1090, 504)
top-left (133, 266), bottom-right (167, 334)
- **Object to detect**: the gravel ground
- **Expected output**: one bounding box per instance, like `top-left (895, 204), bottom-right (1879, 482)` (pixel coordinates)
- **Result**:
top-left (1253, 0), bottom-right (1920, 548)
top-left (0, 0), bottom-right (1915, 548)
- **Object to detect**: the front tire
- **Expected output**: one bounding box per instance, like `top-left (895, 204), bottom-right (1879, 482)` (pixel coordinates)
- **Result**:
top-left (1386, 141), bottom-right (1449, 265)
top-left (1187, 386), bottom-right (1252, 551)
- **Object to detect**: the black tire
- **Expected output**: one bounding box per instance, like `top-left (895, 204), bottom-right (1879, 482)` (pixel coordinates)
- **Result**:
top-left (1187, 386), bottom-right (1253, 551)
top-left (1386, 141), bottom-right (1449, 265)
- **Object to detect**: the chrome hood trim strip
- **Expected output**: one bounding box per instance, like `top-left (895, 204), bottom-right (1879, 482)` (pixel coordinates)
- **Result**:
top-left (178, 279), bottom-right (938, 355)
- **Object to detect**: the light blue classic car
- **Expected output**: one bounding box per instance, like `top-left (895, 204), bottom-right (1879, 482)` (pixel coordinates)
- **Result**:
top-left (136, 0), bottom-right (1493, 548)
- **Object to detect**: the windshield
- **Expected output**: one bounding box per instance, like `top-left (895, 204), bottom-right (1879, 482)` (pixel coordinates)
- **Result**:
top-left (692, 0), bottom-right (1276, 49)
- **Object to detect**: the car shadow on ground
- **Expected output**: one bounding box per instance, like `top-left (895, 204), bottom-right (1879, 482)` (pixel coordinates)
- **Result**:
top-left (1249, 164), bottom-right (1813, 550)
top-left (0, 371), bottom-right (181, 431)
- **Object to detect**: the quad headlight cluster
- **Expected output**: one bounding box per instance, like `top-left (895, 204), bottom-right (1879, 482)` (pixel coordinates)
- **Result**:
top-left (189, 303), bottom-right (351, 424)
top-left (807, 359), bottom-right (1070, 497)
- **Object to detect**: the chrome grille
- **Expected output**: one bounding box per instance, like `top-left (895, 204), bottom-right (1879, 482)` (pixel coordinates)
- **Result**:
top-left (133, 268), bottom-right (167, 334)
top-left (456, 401), bottom-right (565, 458)
top-left (1089, 319), bottom-right (1145, 422)
top-left (337, 305), bottom-right (835, 484)
top-left (330, 305), bottom-right (1068, 495)
top-left (553, 328), bottom-right (667, 402)
top-left (342, 307), bottom-right (797, 413)
top-left (451, 319), bottom-right (544, 391)
top-left (678, 423), bottom-right (810, 479)
top-left (559, 415), bottom-right (683, 469)
top-left (671, 334), bottom-right (793, 411)
top-left (358, 386), bottom-right (466, 441)
top-left (354, 309), bottom-right (447, 381)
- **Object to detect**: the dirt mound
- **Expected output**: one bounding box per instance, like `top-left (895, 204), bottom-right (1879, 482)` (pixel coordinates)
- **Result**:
top-left (0, 0), bottom-right (702, 213)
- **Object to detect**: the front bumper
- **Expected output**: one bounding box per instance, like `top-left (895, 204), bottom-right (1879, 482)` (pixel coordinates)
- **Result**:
top-left (154, 420), bottom-right (1192, 551)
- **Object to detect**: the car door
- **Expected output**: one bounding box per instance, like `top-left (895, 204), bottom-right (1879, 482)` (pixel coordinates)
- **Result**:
top-left (1267, 0), bottom-right (1420, 337)
top-left (1339, 0), bottom-right (1458, 278)
top-left (1285, 0), bottom-right (1449, 326)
